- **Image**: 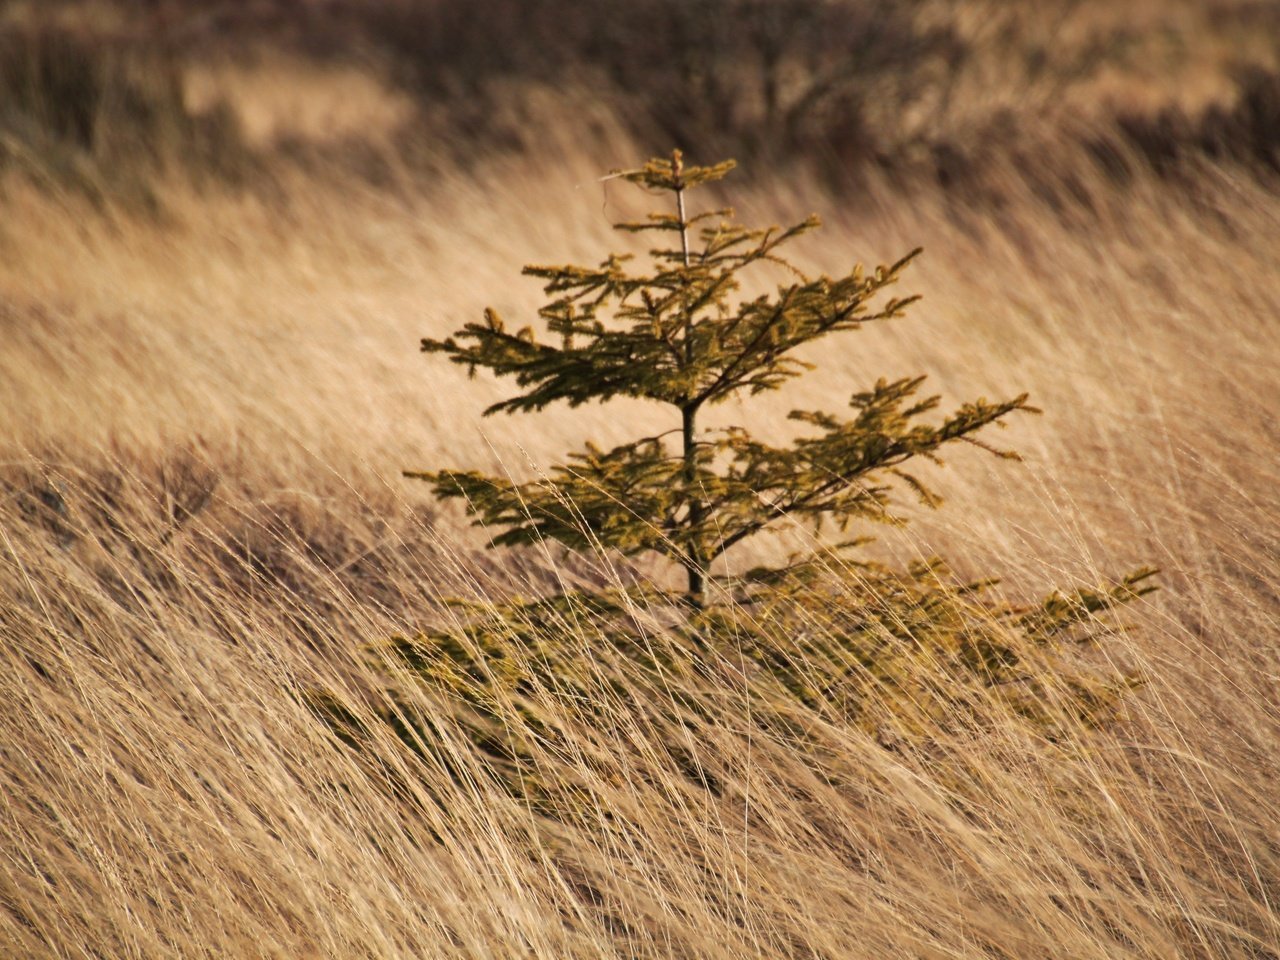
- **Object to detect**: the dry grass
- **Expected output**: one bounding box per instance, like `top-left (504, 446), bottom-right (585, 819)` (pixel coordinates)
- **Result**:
top-left (2, 5), bottom-right (1279, 957)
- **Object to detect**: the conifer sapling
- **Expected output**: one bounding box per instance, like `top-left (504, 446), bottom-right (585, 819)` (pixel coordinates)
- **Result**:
top-left (408, 151), bottom-right (1036, 609)
top-left (317, 152), bottom-right (1160, 785)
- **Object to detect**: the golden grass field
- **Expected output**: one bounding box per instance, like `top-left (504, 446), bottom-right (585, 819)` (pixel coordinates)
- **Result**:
top-left (1, 1), bottom-right (1278, 956)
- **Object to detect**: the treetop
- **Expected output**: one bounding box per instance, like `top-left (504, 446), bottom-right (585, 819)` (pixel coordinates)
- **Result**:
top-left (615, 148), bottom-right (737, 193)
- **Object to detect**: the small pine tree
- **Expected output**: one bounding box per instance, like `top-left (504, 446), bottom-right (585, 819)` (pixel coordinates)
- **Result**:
top-left (314, 153), bottom-right (1156, 801)
top-left (409, 151), bottom-right (1035, 607)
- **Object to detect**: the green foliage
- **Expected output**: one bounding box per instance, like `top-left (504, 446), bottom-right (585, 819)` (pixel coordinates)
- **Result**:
top-left (323, 152), bottom-right (1156, 802)
top-left (411, 151), bottom-right (1033, 603)
top-left (314, 562), bottom-right (1155, 813)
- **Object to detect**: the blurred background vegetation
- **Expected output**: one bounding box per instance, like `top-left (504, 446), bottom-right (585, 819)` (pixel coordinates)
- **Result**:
top-left (2, 0), bottom-right (1278, 205)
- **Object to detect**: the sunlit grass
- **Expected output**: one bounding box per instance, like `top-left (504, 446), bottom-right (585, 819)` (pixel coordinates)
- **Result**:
top-left (1, 4), bottom-right (1278, 956)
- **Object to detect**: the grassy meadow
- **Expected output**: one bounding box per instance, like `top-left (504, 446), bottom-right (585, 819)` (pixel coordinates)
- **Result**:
top-left (1, 1), bottom-right (1278, 956)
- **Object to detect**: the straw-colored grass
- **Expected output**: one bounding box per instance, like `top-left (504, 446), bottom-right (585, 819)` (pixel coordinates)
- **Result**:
top-left (1, 12), bottom-right (1278, 956)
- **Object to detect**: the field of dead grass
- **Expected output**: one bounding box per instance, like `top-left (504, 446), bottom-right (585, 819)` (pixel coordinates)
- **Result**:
top-left (1, 2), bottom-right (1278, 957)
